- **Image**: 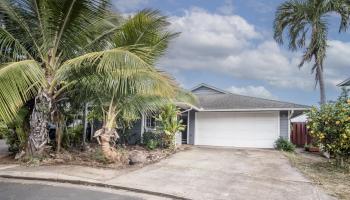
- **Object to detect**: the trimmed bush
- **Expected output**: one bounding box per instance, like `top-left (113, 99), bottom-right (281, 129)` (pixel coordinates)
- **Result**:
top-left (275, 137), bottom-right (295, 152)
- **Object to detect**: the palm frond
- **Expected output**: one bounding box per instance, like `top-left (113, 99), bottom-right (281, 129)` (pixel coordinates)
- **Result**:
top-left (0, 60), bottom-right (45, 123)
top-left (57, 46), bottom-right (156, 81)
top-left (0, 27), bottom-right (33, 60)
top-left (0, 0), bottom-right (43, 59)
top-left (114, 9), bottom-right (179, 65)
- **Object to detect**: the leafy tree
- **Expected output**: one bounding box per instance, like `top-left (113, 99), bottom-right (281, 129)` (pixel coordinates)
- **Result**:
top-left (274, 0), bottom-right (350, 104)
top-left (307, 96), bottom-right (350, 167)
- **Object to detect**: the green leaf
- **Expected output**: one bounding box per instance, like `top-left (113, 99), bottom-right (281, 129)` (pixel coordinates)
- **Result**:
top-left (0, 60), bottom-right (45, 123)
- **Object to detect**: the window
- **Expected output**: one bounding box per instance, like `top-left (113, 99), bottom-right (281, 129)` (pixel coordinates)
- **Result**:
top-left (145, 115), bottom-right (157, 129)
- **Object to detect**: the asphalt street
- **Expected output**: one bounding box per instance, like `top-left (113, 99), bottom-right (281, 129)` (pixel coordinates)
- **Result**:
top-left (0, 181), bottom-right (155, 200)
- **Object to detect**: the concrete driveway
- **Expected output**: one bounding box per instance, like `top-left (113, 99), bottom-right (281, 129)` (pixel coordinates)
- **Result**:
top-left (107, 147), bottom-right (333, 200)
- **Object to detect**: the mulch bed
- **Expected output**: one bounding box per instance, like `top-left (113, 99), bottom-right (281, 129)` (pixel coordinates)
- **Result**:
top-left (0, 144), bottom-right (190, 169)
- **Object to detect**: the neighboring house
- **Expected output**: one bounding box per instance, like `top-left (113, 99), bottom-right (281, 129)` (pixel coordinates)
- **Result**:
top-left (129, 83), bottom-right (309, 148)
top-left (337, 78), bottom-right (350, 87)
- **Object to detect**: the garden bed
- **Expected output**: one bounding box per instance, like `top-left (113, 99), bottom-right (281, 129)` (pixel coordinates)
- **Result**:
top-left (284, 150), bottom-right (350, 200)
top-left (0, 144), bottom-right (190, 169)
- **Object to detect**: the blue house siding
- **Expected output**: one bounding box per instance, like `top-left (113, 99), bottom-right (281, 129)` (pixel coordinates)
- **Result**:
top-left (279, 111), bottom-right (289, 140)
top-left (128, 119), bottom-right (142, 144)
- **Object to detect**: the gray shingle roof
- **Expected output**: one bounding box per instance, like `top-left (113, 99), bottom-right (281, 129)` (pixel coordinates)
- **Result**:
top-left (195, 93), bottom-right (310, 110)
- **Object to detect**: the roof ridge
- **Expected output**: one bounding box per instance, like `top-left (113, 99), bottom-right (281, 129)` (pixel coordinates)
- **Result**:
top-left (191, 83), bottom-right (228, 94)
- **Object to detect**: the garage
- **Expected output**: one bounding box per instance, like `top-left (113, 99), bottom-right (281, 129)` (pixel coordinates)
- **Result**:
top-left (195, 111), bottom-right (280, 148)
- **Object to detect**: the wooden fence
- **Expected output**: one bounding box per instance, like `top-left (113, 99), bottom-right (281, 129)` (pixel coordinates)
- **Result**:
top-left (290, 122), bottom-right (312, 147)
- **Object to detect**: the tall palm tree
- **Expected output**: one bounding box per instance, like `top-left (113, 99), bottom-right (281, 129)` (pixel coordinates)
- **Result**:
top-left (0, 0), bottom-right (178, 156)
top-left (273, 0), bottom-right (350, 104)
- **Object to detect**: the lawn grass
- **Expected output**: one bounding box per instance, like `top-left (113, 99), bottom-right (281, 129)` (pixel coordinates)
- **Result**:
top-left (284, 152), bottom-right (350, 200)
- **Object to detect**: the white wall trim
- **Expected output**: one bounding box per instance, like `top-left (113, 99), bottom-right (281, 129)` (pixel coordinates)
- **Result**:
top-left (194, 111), bottom-right (197, 145)
top-left (198, 108), bottom-right (309, 112)
top-left (287, 110), bottom-right (292, 142)
top-left (187, 110), bottom-right (190, 144)
top-left (277, 111), bottom-right (281, 139)
top-left (140, 113), bottom-right (145, 143)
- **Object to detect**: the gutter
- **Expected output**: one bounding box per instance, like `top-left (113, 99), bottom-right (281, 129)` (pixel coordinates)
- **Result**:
top-left (198, 108), bottom-right (310, 112)
top-left (174, 102), bottom-right (201, 111)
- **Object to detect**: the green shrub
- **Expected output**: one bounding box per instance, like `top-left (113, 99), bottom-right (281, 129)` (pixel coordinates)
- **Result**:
top-left (275, 137), bottom-right (295, 152)
top-left (146, 139), bottom-right (158, 150)
top-left (307, 95), bottom-right (350, 167)
top-left (1, 108), bottom-right (29, 153)
top-left (143, 131), bottom-right (161, 150)
top-left (62, 125), bottom-right (83, 148)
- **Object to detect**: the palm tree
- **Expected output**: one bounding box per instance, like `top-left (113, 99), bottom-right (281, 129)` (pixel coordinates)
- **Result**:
top-left (273, 0), bottom-right (350, 104)
top-left (0, 0), bottom-right (178, 156)
top-left (61, 11), bottom-right (193, 160)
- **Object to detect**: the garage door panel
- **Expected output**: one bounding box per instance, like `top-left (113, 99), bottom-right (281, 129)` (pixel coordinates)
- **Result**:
top-left (195, 112), bottom-right (279, 148)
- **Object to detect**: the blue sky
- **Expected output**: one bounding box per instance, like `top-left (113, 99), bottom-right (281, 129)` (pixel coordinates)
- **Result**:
top-left (112, 0), bottom-right (350, 105)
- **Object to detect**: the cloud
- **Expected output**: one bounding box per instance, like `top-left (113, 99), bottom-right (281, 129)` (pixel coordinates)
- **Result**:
top-left (228, 85), bottom-right (277, 99)
top-left (160, 8), bottom-right (350, 91)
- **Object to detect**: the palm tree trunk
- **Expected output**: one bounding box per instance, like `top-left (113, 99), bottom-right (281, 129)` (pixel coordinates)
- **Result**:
top-left (94, 102), bottom-right (120, 161)
top-left (27, 91), bottom-right (52, 156)
top-left (82, 103), bottom-right (88, 149)
top-left (317, 65), bottom-right (326, 105)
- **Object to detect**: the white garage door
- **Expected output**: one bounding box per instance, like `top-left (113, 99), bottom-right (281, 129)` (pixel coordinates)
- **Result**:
top-left (195, 111), bottom-right (280, 148)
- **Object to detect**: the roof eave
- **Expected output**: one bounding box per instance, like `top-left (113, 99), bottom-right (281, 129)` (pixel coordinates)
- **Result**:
top-left (174, 102), bottom-right (201, 111)
top-left (197, 108), bottom-right (310, 112)
top-left (337, 78), bottom-right (350, 86)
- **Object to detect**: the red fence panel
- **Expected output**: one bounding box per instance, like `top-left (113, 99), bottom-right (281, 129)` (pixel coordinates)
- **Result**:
top-left (291, 122), bottom-right (312, 147)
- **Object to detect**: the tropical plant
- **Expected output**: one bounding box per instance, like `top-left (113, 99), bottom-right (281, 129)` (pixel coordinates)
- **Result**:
top-left (0, 0), bottom-right (123, 156)
top-left (1, 107), bottom-right (29, 154)
top-left (143, 131), bottom-right (161, 150)
top-left (62, 124), bottom-right (83, 149)
top-left (156, 104), bottom-right (185, 149)
top-left (274, 137), bottom-right (295, 152)
top-left (60, 10), bottom-right (185, 160)
top-left (273, 0), bottom-right (350, 104)
top-left (0, 0), bottom-right (186, 158)
top-left (307, 95), bottom-right (350, 167)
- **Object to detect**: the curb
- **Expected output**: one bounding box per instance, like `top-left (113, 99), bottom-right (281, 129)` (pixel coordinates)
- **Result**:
top-left (0, 175), bottom-right (190, 200)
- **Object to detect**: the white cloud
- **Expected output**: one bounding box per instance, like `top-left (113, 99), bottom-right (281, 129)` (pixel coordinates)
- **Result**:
top-left (160, 8), bottom-right (350, 91)
top-left (228, 85), bottom-right (276, 99)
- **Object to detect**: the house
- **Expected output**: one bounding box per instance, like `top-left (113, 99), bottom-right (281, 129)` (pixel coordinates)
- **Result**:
top-left (129, 83), bottom-right (309, 148)
top-left (337, 78), bottom-right (350, 87)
